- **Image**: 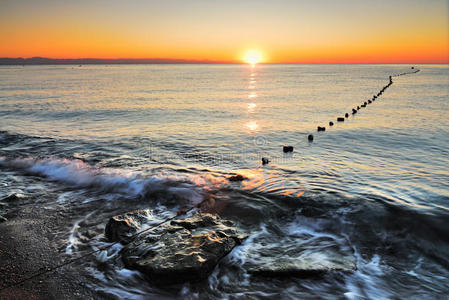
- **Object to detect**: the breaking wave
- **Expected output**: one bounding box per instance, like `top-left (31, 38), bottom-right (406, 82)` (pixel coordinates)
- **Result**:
top-left (0, 156), bottom-right (207, 204)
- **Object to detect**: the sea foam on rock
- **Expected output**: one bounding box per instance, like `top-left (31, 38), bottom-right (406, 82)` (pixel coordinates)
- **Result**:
top-left (236, 220), bottom-right (357, 279)
top-left (105, 211), bottom-right (246, 285)
top-left (247, 248), bottom-right (356, 277)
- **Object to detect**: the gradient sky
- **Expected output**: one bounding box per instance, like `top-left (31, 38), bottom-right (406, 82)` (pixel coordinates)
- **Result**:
top-left (1, 0), bottom-right (448, 63)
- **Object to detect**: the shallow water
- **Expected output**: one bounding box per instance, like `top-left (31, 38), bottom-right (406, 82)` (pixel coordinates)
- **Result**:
top-left (1, 64), bottom-right (448, 299)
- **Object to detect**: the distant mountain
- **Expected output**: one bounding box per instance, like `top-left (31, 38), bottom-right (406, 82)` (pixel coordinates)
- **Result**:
top-left (0, 57), bottom-right (227, 65)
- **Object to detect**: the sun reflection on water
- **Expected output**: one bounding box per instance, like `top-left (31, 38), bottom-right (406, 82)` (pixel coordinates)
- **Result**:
top-left (245, 121), bottom-right (259, 132)
top-left (248, 103), bottom-right (257, 110)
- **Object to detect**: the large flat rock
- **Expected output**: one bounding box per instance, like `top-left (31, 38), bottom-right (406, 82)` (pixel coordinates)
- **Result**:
top-left (105, 211), bottom-right (245, 285)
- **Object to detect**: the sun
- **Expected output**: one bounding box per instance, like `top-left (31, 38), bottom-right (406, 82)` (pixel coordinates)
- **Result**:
top-left (243, 50), bottom-right (263, 65)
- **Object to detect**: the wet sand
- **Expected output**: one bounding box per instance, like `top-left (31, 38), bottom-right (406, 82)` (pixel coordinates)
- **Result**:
top-left (0, 201), bottom-right (97, 299)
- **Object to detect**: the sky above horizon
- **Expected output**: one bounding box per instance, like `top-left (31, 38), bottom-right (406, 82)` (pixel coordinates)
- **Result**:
top-left (1, 0), bottom-right (448, 63)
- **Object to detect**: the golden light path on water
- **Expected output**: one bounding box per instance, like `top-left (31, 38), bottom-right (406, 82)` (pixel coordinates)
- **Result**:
top-left (242, 61), bottom-right (306, 199)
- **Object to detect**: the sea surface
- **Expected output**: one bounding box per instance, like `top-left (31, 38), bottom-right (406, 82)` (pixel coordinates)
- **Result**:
top-left (0, 64), bottom-right (448, 299)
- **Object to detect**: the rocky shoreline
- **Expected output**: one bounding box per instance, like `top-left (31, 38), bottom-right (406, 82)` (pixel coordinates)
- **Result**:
top-left (1, 192), bottom-right (358, 298)
top-left (102, 208), bottom-right (356, 286)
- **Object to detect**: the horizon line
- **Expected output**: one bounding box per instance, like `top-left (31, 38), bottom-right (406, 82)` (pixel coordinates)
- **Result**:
top-left (0, 57), bottom-right (448, 65)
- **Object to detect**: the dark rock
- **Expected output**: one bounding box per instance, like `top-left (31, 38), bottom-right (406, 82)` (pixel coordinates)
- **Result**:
top-left (283, 146), bottom-right (294, 153)
top-left (345, 113), bottom-right (349, 118)
top-left (337, 117), bottom-right (344, 122)
top-left (317, 126), bottom-right (325, 132)
top-left (262, 157), bottom-right (270, 165)
top-left (105, 209), bottom-right (153, 244)
top-left (357, 106), bottom-right (360, 110)
top-left (329, 121), bottom-right (334, 126)
top-left (1, 194), bottom-right (23, 202)
top-left (308, 134), bottom-right (314, 141)
top-left (171, 213), bottom-right (221, 230)
top-left (364, 102), bottom-right (367, 105)
top-left (229, 174), bottom-right (246, 182)
top-left (0, 216), bottom-right (7, 223)
top-left (247, 254), bottom-right (356, 278)
top-left (244, 240), bottom-right (356, 279)
top-left (352, 109), bottom-right (357, 114)
top-left (368, 100), bottom-right (372, 104)
top-left (120, 212), bottom-right (246, 285)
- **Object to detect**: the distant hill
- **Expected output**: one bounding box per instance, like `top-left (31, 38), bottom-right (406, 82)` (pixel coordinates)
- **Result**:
top-left (0, 57), bottom-right (227, 65)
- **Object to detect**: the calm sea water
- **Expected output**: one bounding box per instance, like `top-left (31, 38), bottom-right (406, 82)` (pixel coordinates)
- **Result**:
top-left (0, 64), bottom-right (448, 299)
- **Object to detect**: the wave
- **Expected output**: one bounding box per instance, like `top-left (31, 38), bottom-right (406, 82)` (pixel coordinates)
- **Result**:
top-left (0, 156), bottom-right (208, 204)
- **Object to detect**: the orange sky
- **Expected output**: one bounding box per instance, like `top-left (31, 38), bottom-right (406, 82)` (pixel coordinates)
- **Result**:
top-left (1, 0), bottom-right (448, 63)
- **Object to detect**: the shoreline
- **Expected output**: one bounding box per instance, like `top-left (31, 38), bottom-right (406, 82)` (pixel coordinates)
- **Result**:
top-left (0, 200), bottom-right (97, 299)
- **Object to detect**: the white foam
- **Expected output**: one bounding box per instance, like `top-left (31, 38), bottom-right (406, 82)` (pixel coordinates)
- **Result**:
top-left (66, 210), bottom-right (97, 255)
top-left (344, 253), bottom-right (392, 300)
top-left (0, 156), bottom-right (207, 203)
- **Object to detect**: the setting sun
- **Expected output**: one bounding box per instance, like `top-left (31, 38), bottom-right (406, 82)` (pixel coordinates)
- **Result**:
top-left (243, 50), bottom-right (263, 65)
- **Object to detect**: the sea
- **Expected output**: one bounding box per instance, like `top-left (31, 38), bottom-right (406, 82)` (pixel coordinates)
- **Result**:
top-left (0, 64), bottom-right (448, 299)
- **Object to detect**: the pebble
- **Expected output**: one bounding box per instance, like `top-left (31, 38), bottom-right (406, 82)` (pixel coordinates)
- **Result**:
top-left (229, 174), bottom-right (246, 182)
top-left (283, 146), bottom-right (294, 152)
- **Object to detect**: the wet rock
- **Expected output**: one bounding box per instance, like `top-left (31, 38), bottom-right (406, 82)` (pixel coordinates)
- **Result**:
top-left (308, 134), bottom-right (314, 141)
top-left (229, 174), bottom-right (246, 182)
top-left (120, 212), bottom-right (246, 285)
top-left (283, 146), bottom-right (294, 153)
top-left (247, 252), bottom-right (356, 278)
top-left (171, 213), bottom-right (222, 230)
top-left (105, 209), bottom-right (153, 243)
top-left (1, 194), bottom-right (23, 202)
top-left (337, 117), bottom-right (344, 122)
top-left (246, 242), bottom-right (356, 279)
top-left (317, 126), bottom-right (325, 132)
top-left (262, 157), bottom-right (270, 165)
